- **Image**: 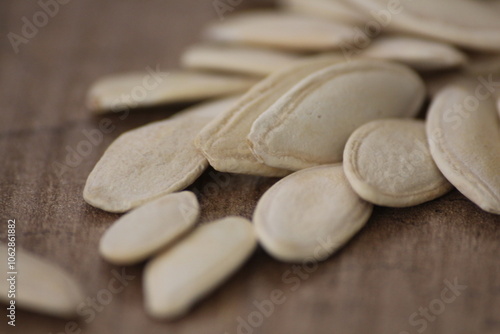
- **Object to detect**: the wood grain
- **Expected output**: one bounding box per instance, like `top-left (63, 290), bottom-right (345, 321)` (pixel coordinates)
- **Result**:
top-left (0, 1), bottom-right (499, 333)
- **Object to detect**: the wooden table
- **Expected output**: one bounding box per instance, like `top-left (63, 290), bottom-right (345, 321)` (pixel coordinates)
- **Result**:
top-left (1, 1), bottom-right (499, 333)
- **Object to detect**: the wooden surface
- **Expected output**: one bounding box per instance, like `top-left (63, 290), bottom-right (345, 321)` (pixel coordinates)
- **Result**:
top-left (1, 1), bottom-right (499, 333)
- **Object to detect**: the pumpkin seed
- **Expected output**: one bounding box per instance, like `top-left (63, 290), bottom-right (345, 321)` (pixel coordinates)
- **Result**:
top-left (253, 164), bottom-right (372, 262)
top-left (99, 191), bottom-right (199, 265)
top-left (84, 94), bottom-right (240, 212)
top-left (181, 44), bottom-right (301, 77)
top-left (279, 0), bottom-right (369, 24)
top-left (195, 55), bottom-right (346, 177)
top-left (351, 0), bottom-right (500, 52)
top-left (204, 11), bottom-right (362, 52)
top-left (361, 35), bottom-right (467, 71)
top-left (84, 117), bottom-right (209, 213)
top-left (427, 85), bottom-right (500, 214)
top-left (87, 71), bottom-right (257, 113)
top-left (343, 119), bottom-right (452, 207)
top-left (248, 60), bottom-right (425, 171)
top-left (0, 245), bottom-right (84, 318)
top-left (144, 216), bottom-right (256, 319)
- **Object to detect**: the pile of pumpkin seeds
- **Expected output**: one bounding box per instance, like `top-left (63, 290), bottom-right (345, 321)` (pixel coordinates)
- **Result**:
top-left (4, 0), bottom-right (500, 321)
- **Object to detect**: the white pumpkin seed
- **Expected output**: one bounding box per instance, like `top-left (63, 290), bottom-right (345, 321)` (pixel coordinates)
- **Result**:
top-left (361, 35), bottom-right (467, 71)
top-left (99, 191), bottom-right (199, 265)
top-left (351, 0), bottom-right (500, 52)
top-left (248, 60), bottom-right (426, 171)
top-left (343, 119), bottom-right (452, 207)
top-left (204, 11), bottom-right (363, 52)
top-left (0, 244), bottom-right (84, 318)
top-left (87, 71), bottom-right (257, 113)
top-left (195, 55), bottom-right (346, 177)
top-left (144, 216), bottom-right (256, 319)
top-left (85, 94), bottom-right (240, 213)
top-left (427, 85), bottom-right (500, 214)
top-left (279, 0), bottom-right (369, 24)
top-left (253, 164), bottom-right (373, 262)
top-left (84, 117), bottom-right (209, 213)
top-left (181, 44), bottom-right (301, 77)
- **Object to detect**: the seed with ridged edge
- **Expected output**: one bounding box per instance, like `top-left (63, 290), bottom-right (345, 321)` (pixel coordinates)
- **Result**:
top-left (248, 60), bottom-right (425, 171)
top-left (195, 55), bottom-right (345, 177)
top-left (253, 164), bottom-right (373, 262)
top-left (343, 119), bottom-right (453, 207)
top-left (427, 85), bottom-right (500, 214)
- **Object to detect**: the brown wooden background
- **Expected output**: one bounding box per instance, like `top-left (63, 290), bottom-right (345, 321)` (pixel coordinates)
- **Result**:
top-left (1, 1), bottom-right (499, 333)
